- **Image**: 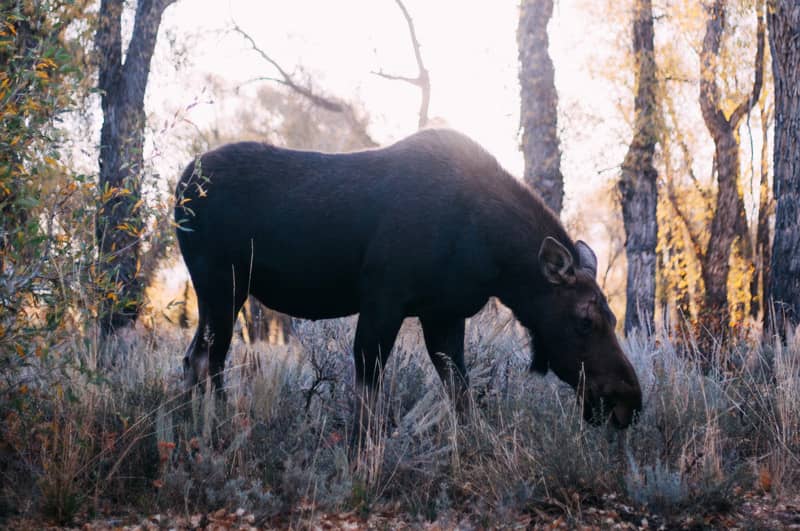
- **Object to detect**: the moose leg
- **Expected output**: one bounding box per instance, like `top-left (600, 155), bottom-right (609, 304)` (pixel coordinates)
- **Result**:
top-left (183, 272), bottom-right (247, 393)
top-left (183, 300), bottom-right (208, 389)
top-left (420, 316), bottom-right (469, 413)
top-left (205, 301), bottom-right (242, 392)
top-left (350, 302), bottom-right (403, 452)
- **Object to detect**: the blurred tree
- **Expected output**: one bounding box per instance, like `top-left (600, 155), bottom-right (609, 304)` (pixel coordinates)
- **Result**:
top-left (647, 1), bottom-right (770, 337)
top-left (619, 0), bottom-right (659, 335)
top-left (233, 23), bottom-right (377, 148)
top-left (660, 97), bottom-right (707, 330)
top-left (187, 79), bottom-right (377, 154)
top-left (766, 1), bottom-right (800, 337)
top-left (518, 0), bottom-right (563, 215)
top-left (95, 0), bottom-right (177, 334)
top-left (697, 0), bottom-right (764, 337)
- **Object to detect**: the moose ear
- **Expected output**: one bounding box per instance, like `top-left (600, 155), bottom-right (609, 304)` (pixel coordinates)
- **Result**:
top-left (538, 236), bottom-right (575, 285)
top-left (575, 240), bottom-right (598, 279)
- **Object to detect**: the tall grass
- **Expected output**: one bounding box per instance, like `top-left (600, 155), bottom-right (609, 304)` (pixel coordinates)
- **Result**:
top-left (1, 307), bottom-right (798, 526)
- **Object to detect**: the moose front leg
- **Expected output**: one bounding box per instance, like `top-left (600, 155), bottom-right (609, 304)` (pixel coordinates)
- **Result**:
top-left (350, 302), bottom-right (403, 455)
top-left (420, 316), bottom-right (469, 414)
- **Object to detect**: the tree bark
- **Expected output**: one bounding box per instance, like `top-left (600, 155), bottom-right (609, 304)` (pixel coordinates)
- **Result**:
top-left (766, 1), bottom-right (800, 337)
top-left (751, 100), bottom-right (772, 320)
top-left (518, 0), bottom-right (563, 215)
top-left (619, 0), bottom-right (658, 335)
top-left (95, 0), bottom-right (176, 334)
top-left (697, 0), bottom-right (764, 336)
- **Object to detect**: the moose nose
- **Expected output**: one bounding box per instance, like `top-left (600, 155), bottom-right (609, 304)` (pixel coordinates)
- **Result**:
top-left (611, 402), bottom-right (635, 429)
top-left (611, 388), bottom-right (643, 429)
top-left (582, 390), bottom-right (642, 429)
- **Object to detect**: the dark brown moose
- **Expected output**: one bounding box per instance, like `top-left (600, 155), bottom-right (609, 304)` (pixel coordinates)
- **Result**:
top-left (175, 129), bottom-right (642, 428)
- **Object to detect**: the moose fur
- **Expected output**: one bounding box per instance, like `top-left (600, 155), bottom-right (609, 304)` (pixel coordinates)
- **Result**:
top-left (175, 129), bottom-right (642, 427)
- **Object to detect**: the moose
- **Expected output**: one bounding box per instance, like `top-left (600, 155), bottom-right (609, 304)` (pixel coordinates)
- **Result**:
top-left (175, 129), bottom-right (642, 429)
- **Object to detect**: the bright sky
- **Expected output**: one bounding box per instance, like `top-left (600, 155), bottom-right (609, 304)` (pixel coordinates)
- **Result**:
top-left (124, 0), bottom-right (769, 317)
top-left (149, 0), bottom-right (629, 220)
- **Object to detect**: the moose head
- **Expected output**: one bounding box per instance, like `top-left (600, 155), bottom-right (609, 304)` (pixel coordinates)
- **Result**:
top-left (529, 237), bottom-right (642, 428)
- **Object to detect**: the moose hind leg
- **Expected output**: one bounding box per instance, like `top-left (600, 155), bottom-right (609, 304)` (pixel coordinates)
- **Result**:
top-left (184, 301), bottom-right (210, 390)
top-left (205, 302), bottom-right (240, 392)
top-left (420, 316), bottom-right (469, 412)
top-left (183, 275), bottom-right (247, 393)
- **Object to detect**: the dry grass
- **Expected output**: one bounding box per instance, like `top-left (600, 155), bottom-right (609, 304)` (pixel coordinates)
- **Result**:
top-left (1, 306), bottom-right (799, 527)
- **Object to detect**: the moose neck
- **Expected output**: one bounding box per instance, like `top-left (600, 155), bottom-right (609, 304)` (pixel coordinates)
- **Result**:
top-left (487, 188), bottom-right (575, 331)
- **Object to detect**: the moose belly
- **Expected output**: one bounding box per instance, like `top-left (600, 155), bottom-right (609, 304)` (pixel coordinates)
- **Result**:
top-left (249, 267), bottom-right (361, 320)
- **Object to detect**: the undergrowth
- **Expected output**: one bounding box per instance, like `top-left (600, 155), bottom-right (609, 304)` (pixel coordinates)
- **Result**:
top-left (1, 308), bottom-right (798, 526)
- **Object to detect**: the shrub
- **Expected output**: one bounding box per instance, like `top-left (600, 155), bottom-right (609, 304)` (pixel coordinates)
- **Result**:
top-left (2, 305), bottom-right (799, 526)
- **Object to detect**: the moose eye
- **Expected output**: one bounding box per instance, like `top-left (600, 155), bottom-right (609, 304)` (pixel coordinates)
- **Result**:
top-left (576, 317), bottom-right (592, 335)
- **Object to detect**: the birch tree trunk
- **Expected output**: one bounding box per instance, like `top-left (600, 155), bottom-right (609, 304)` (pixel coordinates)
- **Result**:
top-left (619, 0), bottom-right (658, 335)
top-left (518, 0), bottom-right (563, 215)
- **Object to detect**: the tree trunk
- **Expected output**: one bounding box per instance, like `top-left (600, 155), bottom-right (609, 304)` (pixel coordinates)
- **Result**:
top-left (700, 138), bottom-right (741, 326)
top-left (766, 1), bottom-right (800, 337)
top-left (619, 0), bottom-right (658, 335)
top-left (697, 0), bottom-right (764, 337)
top-left (518, 0), bottom-right (563, 215)
top-left (95, 0), bottom-right (175, 334)
top-left (751, 100), bottom-right (772, 320)
top-left (240, 298), bottom-right (291, 345)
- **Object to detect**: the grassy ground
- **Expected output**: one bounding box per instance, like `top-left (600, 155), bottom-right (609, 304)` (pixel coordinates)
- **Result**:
top-left (1, 305), bottom-right (799, 529)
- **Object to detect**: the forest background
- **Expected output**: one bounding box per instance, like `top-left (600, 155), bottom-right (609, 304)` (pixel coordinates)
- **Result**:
top-left (1, 0), bottom-right (799, 528)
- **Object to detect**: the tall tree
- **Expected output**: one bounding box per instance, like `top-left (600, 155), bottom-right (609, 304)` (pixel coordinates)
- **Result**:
top-left (95, 0), bottom-right (176, 333)
top-left (766, 1), bottom-right (800, 336)
top-left (619, 0), bottom-right (659, 335)
top-left (697, 0), bottom-right (764, 336)
top-left (518, 0), bottom-right (563, 215)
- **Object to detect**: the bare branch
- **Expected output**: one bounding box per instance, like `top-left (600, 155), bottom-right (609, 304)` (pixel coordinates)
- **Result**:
top-left (730, 0), bottom-right (766, 128)
top-left (371, 71), bottom-right (419, 85)
top-left (698, 0), bottom-right (728, 138)
top-left (395, 0), bottom-right (426, 80)
top-left (374, 0), bottom-right (430, 128)
top-left (232, 23), bottom-right (344, 113)
top-left (231, 22), bottom-right (378, 147)
top-left (123, 0), bottom-right (177, 108)
top-left (236, 76), bottom-right (293, 90)
top-left (700, 0), bottom-right (766, 134)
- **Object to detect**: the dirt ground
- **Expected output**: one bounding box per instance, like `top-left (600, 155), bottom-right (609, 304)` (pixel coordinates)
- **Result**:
top-left (7, 492), bottom-right (800, 530)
